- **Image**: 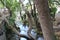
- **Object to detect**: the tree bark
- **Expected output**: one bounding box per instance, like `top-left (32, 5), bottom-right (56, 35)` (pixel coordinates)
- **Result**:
top-left (34, 0), bottom-right (56, 40)
top-left (0, 22), bottom-right (6, 40)
top-left (26, 11), bottom-right (35, 40)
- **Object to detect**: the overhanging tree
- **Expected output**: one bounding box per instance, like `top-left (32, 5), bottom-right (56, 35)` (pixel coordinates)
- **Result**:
top-left (34, 0), bottom-right (57, 40)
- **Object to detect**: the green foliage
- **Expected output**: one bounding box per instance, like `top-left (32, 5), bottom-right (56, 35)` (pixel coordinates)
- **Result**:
top-left (0, 0), bottom-right (20, 12)
top-left (0, 0), bottom-right (21, 26)
top-left (48, 0), bottom-right (57, 18)
top-left (9, 12), bottom-right (16, 26)
top-left (0, 1), bottom-right (4, 8)
top-left (9, 17), bottom-right (15, 26)
top-left (51, 7), bottom-right (57, 13)
top-left (6, 0), bottom-right (20, 11)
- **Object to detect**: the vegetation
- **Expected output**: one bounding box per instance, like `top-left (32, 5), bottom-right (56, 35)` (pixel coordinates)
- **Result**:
top-left (0, 0), bottom-right (60, 40)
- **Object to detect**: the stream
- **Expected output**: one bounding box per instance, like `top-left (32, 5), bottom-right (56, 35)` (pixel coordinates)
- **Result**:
top-left (15, 21), bottom-right (44, 40)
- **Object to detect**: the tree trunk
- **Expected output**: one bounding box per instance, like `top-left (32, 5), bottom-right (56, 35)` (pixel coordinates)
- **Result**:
top-left (0, 22), bottom-right (6, 40)
top-left (34, 0), bottom-right (56, 40)
top-left (26, 11), bottom-right (35, 40)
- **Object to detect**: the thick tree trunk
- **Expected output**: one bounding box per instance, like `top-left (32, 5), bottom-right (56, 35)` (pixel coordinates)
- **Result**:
top-left (34, 0), bottom-right (56, 40)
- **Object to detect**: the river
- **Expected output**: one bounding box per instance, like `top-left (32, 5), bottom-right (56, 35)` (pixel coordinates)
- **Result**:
top-left (15, 21), bottom-right (44, 40)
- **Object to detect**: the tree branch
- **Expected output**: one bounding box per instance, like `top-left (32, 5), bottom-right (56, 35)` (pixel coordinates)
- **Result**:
top-left (26, 11), bottom-right (36, 40)
top-left (4, 18), bottom-right (32, 40)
